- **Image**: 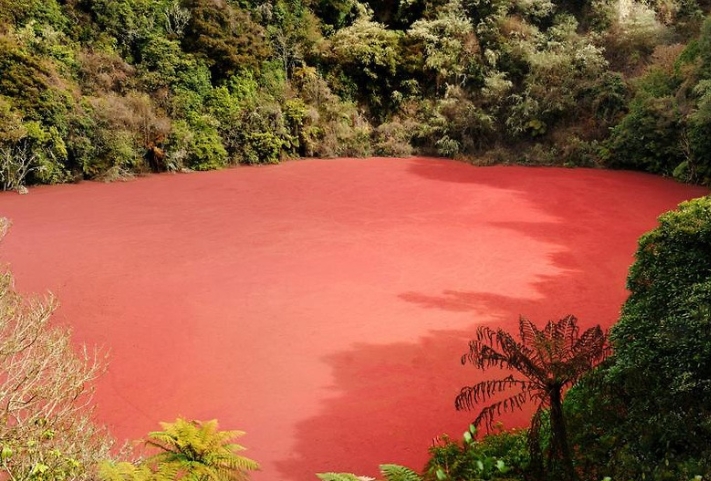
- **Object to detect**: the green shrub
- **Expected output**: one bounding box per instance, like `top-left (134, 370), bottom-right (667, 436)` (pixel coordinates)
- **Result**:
top-left (242, 131), bottom-right (285, 165)
top-left (603, 96), bottom-right (684, 175)
top-left (567, 196), bottom-right (711, 481)
top-left (167, 118), bottom-right (227, 171)
top-left (374, 119), bottom-right (415, 157)
top-left (424, 425), bottom-right (526, 481)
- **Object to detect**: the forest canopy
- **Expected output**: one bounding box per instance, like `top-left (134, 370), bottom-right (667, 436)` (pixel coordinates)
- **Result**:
top-left (1, 0), bottom-right (711, 189)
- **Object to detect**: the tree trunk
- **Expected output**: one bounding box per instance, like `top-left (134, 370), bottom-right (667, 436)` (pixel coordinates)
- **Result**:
top-left (549, 386), bottom-right (575, 481)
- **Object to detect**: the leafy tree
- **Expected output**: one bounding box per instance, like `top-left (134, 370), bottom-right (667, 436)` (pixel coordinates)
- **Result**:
top-left (603, 95), bottom-right (684, 175)
top-left (0, 218), bottom-right (113, 480)
top-left (503, 15), bottom-right (609, 141)
top-left (261, 0), bottom-right (323, 79)
top-left (574, 196), bottom-right (711, 480)
top-left (424, 424), bottom-right (525, 481)
top-left (86, 0), bottom-right (170, 61)
top-left (167, 117), bottom-right (227, 171)
top-left (321, 4), bottom-right (402, 115)
top-left (0, 0), bottom-right (68, 31)
top-left (312, 0), bottom-right (358, 31)
top-left (181, 0), bottom-right (270, 82)
top-left (408, 0), bottom-right (479, 94)
top-left (80, 92), bottom-right (171, 178)
top-left (686, 79), bottom-right (711, 183)
top-left (456, 315), bottom-right (608, 481)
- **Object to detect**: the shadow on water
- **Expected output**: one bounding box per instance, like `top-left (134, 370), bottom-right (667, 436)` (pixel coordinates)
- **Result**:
top-left (274, 285), bottom-right (586, 481)
top-left (274, 326), bottom-right (482, 480)
top-left (274, 159), bottom-right (709, 480)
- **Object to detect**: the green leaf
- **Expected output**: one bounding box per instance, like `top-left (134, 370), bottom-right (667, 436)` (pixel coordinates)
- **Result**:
top-left (379, 464), bottom-right (422, 481)
top-left (1, 445), bottom-right (13, 460)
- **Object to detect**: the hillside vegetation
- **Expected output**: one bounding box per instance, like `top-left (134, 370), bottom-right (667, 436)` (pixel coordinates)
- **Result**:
top-left (1, 0), bottom-right (710, 189)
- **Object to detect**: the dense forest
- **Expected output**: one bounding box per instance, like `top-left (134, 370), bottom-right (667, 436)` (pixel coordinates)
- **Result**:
top-left (1, 0), bottom-right (711, 191)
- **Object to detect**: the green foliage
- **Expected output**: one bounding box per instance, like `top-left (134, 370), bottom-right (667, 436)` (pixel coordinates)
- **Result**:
top-left (99, 461), bottom-right (153, 481)
top-left (170, 117), bottom-right (227, 171)
top-left (380, 464), bottom-right (422, 481)
top-left (603, 96), bottom-right (684, 174)
top-left (374, 117), bottom-right (416, 156)
top-left (316, 464), bottom-right (424, 481)
top-left (504, 15), bottom-right (610, 140)
top-left (316, 473), bottom-right (371, 481)
top-left (601, 20), bottom-right (711, 183)
top-left (181, 0), bottom-right (270, 82)
top-left (424, 425), bottom-right (522, 481)
top-left (568, 196), bottom-right (711, 481)
top-left (408, 1), bottom-right (479, 94)
top-left (313, 0), bottom-right (358, 30)
top-left (87, 0), bottom-right (169, 60)
top-left (100, 419), bottom-right (259, 481)
top-left (0, 0), bottom-right (708, 183)
top-left (143, 418), bottom-right (259, 481)
top-left (322, 8), bottom-right (402, 115)
top-left (262, 0), bottom-right (323, 79)
top-left (135, 35), bottom-right (205, 92)
top-left (685, 79), bottom-right (711, 183)
top-left (0, 0), bottom-right (68, 31)
top-left (434, 87), bottom-right (496, 154)
top-left (78, 92), bottom-right (171, 178)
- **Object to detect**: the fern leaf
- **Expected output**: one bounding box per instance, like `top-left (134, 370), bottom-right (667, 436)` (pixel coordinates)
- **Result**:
top-left (316, 473), bottom-right (374, 481)
top-left (379, 464), bottom-right (422, 481)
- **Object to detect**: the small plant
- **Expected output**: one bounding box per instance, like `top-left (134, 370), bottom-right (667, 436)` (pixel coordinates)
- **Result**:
top-left (145, 418), bottom-right (259, 480)
top-left (435, 135), bottom-right (460, 158)
top-left (425, 424), bottom-right (515, 481)
top-left (100, 418), bottom-right (259, 481)
top-left (317, 473), bottom-right (376, 481)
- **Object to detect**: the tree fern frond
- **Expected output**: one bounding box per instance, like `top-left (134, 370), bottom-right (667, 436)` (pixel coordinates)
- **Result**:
top-left (471, 390), bottom-right (529, 430)
top-left (145, 418), bottom-right (259, 480)
top-left (98, 461), bottom-right (152, 481)
top-left (557, 314), bottom-right (579, 354)
top-left (454, 375), bottom-right (528, 410)
top-left (475, 325), bottom-right (499, 346)
top-left (457, 381), bottom-right (531, 429)
top-left (379, 464), bottom-right (422, 481)
top-left (519, 316), bottom-right (541, 346)
top-left (316, 473), bottom-right (374, 481)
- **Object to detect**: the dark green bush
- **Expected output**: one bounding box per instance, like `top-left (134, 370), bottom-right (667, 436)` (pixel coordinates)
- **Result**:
top-left (603, 96), bottom-right (684, 175)
top-left (567, 196), bottom-right (711, 481)
top-left (424, 425), bottom-right (528, 481)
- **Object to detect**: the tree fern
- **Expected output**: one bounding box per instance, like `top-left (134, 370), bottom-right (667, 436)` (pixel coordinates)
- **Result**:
top-left (145, 418), bottom-right (259, 481)
top-left (98, 461), bottom-right (155, 481)
top-left (379, 463), bottom-right (422, 481)
top-left (316, 473), bottom-right (375, 481)
top-left (456, 315), bottom-right (609, 481)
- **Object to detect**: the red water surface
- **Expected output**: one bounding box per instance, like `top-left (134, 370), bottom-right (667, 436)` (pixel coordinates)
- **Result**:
top-left (0, 157), bottom-right (707, 480)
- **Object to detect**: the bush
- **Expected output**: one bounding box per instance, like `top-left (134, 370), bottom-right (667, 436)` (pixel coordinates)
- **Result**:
top-left (374, 118), bottom-right (415, 157)
top-left (424, 425), bottom-right (527, 481)
top-left (603, 96), bottom-right (684, 175)
top-left (99, 418), bottom-right (259, 481)
top-left (567, 196), bottom-right (711, 481)
top-left (172, 117), bottom-right (227, 171)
